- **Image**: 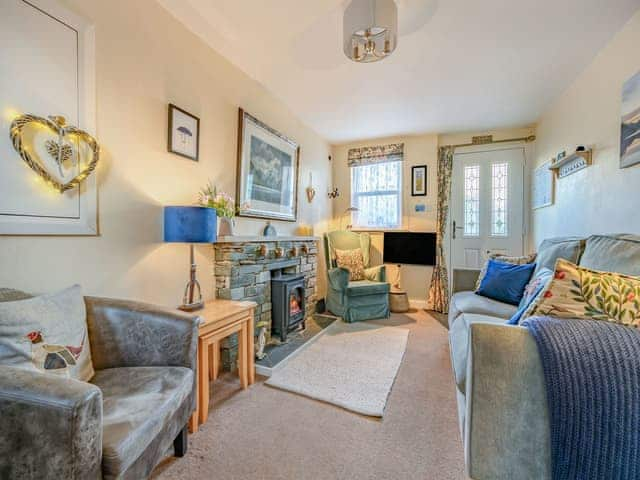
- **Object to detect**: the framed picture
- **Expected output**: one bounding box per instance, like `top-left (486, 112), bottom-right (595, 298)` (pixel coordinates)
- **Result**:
top-left (621, 70), bottom-right (640, 168)
top-left (532, 160), bottom-right (554, 209)
top-left (167, 104), bottom-right (199, 161)
top-left (236, 109), bottom-right (299, 222)
top-left (411, 165), bottom-right (427, 196)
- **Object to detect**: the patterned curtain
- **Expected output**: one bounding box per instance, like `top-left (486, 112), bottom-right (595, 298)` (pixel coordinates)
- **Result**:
top-left (427, 146), bottom-right (454, 313)
top-left (347, 143), bottom-right (404, 166)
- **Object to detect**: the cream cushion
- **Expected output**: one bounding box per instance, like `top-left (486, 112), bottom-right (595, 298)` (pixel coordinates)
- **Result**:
top-left (0, 285), bottom-right (94, 381)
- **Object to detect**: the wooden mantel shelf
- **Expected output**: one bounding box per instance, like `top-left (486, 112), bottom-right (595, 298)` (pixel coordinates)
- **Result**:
top-left (215, 235), bottom-right (319, 243)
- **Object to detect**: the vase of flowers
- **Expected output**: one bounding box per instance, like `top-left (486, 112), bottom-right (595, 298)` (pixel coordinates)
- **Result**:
top-left (199, 182), bottom-right (236, 236)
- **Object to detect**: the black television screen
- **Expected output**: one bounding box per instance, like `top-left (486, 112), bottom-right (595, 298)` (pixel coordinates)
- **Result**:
top-left (383, 232), bottom-right (437, 266)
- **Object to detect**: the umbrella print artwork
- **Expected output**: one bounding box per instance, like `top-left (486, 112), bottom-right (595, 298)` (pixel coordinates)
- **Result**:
top-left (176, 126), bottom-right (193, 146)
top-left (168, 104), bottom-right (200, 161)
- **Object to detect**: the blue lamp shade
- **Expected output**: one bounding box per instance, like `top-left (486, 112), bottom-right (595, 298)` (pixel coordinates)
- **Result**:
top-left (164, 206), bottom-right (217, 243)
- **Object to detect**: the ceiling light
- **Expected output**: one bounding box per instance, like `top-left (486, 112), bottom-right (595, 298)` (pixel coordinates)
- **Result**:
top-left (343, 0), bottom-right (397, 63)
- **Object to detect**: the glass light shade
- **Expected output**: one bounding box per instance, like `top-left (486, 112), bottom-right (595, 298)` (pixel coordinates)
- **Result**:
top-left (343, 0), bottom-right (397, 63)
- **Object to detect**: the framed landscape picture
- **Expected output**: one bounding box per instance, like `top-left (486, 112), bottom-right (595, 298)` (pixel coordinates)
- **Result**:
top-left (168, 104), bottom-right (199, 161)
top-left (236, 109), bottom-right (299, 221)
top-left (411, 165), bottom-right (427, 196)
top-left (621, 70), bottom-right (640, 168)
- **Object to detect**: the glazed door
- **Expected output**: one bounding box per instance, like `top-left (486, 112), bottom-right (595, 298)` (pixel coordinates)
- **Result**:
top-left (450, 146), bottom-right (525, 271)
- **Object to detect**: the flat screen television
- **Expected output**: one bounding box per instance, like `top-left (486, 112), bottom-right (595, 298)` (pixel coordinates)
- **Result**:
top-left (383, 232), bottom-right (437, 266)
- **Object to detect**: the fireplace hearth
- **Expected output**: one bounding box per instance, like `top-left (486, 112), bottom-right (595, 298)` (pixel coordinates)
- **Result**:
top-left (271, 271), bottom-right (305, 342)
top-left (213, 236), bottom-right (318, 370)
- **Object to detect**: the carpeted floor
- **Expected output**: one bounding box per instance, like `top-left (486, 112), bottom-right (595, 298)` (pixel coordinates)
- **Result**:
top-left (152, 310), bottom-right (467, 480)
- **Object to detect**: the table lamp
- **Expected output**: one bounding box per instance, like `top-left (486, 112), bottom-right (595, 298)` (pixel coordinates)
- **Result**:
top-left (164, 206), bottom-right (217, 311)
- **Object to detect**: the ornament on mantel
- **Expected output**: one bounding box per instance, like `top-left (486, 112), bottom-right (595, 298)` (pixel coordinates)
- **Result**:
top-left (263, 221), bottom-right (277, 237)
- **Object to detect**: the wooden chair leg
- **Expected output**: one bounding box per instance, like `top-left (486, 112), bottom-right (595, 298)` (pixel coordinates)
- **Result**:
top-left (174, 424), bottom-right (188, 457)
top-left (238, 324), bottom-right (248, 389)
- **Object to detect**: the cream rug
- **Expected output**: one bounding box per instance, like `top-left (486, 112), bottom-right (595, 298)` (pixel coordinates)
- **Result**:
top-left (265, 320), bottom-right (409, 417)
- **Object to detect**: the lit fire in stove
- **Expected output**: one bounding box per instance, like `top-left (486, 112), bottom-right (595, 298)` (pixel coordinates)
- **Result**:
top-left (290, 293), bottom-right (302, 315)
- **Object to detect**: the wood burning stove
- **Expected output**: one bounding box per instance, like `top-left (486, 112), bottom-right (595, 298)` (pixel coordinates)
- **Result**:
top-left (271, 271), bottom-right (305, 342)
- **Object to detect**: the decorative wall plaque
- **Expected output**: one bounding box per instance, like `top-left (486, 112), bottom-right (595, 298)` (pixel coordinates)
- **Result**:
top-left (9, 114), bottom-right (100, 193)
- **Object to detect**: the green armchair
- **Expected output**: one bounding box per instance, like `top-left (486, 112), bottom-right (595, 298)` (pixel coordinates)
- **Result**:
top-left (323, 231), bottom-right (390, 322)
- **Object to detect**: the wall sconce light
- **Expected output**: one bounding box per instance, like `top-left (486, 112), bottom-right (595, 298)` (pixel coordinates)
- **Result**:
top-left (327, 187), bottom-right (340, 199)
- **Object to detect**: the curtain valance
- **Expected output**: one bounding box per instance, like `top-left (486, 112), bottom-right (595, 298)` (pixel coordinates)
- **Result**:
top-left (347, 143), bottom-right (404, 167)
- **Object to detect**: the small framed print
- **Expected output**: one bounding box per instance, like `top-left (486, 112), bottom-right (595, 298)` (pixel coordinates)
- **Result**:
top-left (411, 165), bottom-right (427, 196)
top-left (168, 104), bottom-right (200, 161)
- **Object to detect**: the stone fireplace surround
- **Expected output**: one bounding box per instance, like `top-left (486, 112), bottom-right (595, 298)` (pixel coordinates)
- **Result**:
top-left (213, 236), bottom-right (318, 369)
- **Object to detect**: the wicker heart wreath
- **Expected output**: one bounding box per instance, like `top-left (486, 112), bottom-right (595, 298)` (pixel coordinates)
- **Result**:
top-left (9, 114), bottom-right (100, 193)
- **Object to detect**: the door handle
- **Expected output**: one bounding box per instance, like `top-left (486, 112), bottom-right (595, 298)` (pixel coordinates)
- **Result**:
top-left (452, 220), bottom-right (464, 239)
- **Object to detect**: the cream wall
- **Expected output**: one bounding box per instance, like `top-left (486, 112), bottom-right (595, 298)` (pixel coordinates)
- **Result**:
top-left (530, 10), bottom-right (640, 247)
top-left (0, 0), bottom-right (332, 306)
top-left (331, 134), bottom-right (439, 304)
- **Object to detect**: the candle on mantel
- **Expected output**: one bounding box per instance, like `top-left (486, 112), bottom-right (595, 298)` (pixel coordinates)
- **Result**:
top-left (296, 224), bottom-right (313, 236)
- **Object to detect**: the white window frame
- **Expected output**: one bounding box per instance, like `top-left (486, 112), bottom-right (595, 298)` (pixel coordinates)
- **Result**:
top-left (350, 160), bottom-right (403, 230)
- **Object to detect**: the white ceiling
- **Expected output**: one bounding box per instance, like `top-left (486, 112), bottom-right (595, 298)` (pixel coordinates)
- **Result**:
top-left (158, 0), bottom-right (640, 144)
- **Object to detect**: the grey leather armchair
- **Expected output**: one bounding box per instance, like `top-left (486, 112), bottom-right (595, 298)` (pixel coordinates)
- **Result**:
top-left (0, 295), bottom-right (199, 480)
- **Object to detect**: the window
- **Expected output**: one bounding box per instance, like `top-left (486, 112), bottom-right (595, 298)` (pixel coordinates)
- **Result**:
top-left (463, 165), bottom-right (480, 236)
top-left (351, 160), bottom-right (402, 229)
top-left (491, 162), bottom-right (508, 236)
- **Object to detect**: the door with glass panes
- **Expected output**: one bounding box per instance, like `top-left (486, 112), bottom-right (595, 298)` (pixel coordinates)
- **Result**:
top-left (450, 146), bottom-right (525, 271)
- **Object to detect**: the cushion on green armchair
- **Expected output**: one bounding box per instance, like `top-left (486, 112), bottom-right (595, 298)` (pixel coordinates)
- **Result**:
top-left (335, 247), bottom-right (366, 280)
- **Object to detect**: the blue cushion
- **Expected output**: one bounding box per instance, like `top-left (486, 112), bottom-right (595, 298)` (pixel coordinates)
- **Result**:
top-left (476, 259), bottom-right (535, 306)
top-left (507, 267), bottom-right (554, 325)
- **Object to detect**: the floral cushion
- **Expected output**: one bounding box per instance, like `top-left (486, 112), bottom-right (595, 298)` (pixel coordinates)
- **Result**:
top-left (335, 248), bottom-right (366, 281)
top-left (475, 253), bottom-right (537, 290)
top-left (521, 259), bottom-right (640, 328)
